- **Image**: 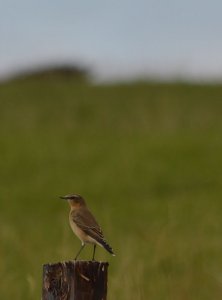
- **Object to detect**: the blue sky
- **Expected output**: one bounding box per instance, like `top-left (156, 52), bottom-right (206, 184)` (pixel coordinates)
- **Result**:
top-left (1, 0), bottom-right (222, 81)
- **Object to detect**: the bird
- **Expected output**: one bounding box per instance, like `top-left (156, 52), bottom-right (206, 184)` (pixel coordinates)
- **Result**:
top-left (60, 194), bottom-right (115, 260)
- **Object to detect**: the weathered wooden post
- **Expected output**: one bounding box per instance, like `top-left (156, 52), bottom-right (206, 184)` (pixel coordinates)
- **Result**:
top-left (42, 260), bottom-right (109, 300)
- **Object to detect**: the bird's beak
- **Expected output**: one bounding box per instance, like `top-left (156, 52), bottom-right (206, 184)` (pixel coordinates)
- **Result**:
top-left (60, 196), bottom-right (69, 200)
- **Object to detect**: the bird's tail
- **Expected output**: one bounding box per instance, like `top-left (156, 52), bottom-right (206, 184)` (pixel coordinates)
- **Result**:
top-left (98, 239), bottom-right (115, 256)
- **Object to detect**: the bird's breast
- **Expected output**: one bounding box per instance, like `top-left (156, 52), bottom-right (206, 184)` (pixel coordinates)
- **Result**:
top-left (69, 213), bottom-right (87, 242)
top-left (69, 211), bottom-right (98, 245)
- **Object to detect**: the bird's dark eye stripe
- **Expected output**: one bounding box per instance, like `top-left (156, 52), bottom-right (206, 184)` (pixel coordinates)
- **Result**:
top-left (70, 196), bottom-right (80, 200)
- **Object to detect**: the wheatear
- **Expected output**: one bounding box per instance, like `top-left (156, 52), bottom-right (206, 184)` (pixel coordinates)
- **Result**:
top-left (60, 194), bottom-right (115, 260)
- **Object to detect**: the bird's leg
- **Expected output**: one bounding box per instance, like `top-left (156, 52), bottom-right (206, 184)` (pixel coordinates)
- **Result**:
top-left (92, 244), bottom-right (96, 261)
top-left (75, 243), bottom-right (85, 260)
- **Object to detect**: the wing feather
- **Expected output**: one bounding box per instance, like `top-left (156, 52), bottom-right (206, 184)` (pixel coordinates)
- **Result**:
top-left (71, 208), bottom-right (104, 241)
top-left (71, 208), bottom-right (115, 255)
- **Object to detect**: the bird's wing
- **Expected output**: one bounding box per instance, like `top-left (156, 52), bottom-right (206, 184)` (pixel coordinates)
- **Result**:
top-left (71, 208), bottom-right (104, 241)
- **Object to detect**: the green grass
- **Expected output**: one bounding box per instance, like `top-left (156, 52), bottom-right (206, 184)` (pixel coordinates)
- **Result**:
top-left (1, 78), bottom-right (222, 299)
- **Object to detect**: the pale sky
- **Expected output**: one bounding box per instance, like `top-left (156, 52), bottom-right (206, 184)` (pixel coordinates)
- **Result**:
top-left (1, 0), bottom-right (222, 81)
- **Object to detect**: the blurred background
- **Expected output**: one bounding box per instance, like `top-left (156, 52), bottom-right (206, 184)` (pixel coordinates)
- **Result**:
top-left (1, 1), bottom-right (222, 299)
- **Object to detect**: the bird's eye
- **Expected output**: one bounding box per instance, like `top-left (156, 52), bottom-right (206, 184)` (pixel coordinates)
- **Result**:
top-left (72, 197), bottom-right (79, 202)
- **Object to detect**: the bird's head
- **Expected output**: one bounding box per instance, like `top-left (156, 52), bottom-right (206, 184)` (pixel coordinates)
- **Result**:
top-left (60, 194), bottom-right (86, 208)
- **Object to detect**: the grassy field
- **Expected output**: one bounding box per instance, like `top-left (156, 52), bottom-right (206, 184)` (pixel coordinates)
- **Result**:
top-left (1, 78), bottom-right (222, 299)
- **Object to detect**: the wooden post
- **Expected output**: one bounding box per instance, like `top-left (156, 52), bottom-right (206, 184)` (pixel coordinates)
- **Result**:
top-left (42, 260), bottom-right (109, 300)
